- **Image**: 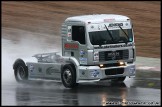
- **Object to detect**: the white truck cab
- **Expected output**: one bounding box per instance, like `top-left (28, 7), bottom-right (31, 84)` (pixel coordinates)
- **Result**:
top-left (13, 14), bottom-right (136, 88)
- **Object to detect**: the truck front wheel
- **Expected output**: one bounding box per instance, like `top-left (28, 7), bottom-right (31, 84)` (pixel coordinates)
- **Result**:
top-left (61, 64), bottom-right (78, 88)
top-left (13, 59), bottom-right (28, 82)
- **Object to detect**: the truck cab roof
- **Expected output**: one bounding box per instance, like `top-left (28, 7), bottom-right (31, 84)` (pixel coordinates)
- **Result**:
top-left (65, 14), bottom-right (130, 24)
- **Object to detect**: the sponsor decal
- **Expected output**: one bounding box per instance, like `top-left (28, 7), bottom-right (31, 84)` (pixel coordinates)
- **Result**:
top-left (90, 70), bottom-right (99, 77)
top-left (108, 23), bottom-right (123, 27)
top-left (129, 67), bottom-right (135, 74)
top-left (64, 43), bottom-right (78, 49)
top-left (94, 43), bottom-right (133, 49)
top-left (108, 51), bottom-right (120, 60)
top-left (80, 50), bottom-right (85, 56)
top-left (79, 58), bottom-right (87, 65)
top-left (79, 57), bottom-right (87, 61)
top-left (67, 26), bottom-right (72, 37)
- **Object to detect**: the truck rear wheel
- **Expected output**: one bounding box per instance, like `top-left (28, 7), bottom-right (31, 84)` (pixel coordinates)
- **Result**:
top-left (13, 59), bottom-right (28, 82)
top-left (61, 64), bottom-right (78, 88)
top-left (112, 76), bottom-right (126, 82)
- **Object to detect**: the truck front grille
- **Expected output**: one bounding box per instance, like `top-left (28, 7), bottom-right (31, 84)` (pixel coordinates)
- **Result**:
top-left (99, 50), bottom-right (129, 61)
top-left (105, 68), bottom-right (124, 75)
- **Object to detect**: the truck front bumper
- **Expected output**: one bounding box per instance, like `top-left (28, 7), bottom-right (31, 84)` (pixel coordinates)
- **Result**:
top-left (77, 63), bottom-right (135, 83)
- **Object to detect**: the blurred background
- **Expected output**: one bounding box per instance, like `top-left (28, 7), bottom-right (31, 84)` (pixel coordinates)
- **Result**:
top-left (2, 1), bottom-right (160, 58)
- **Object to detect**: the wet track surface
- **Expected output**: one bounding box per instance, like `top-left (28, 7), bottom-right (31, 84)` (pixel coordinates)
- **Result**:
top-left (2, 71), bottom-right (161, 106)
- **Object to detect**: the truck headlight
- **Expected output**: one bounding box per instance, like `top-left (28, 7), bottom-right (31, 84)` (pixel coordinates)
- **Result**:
top-left (94, 51), bottom-right (99, 61)
top-left (99, 64), bottom-right (104, 68)
top-left (119, 61), bottom-right (125, 66)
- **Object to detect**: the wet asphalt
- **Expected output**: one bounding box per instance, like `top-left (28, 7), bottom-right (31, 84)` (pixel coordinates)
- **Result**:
top-left (2, 70), bottom-right (161, 106)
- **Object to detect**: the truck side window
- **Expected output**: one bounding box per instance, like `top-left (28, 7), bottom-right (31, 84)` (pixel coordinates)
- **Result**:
top-left (72, 26), bottom-right (85, 44)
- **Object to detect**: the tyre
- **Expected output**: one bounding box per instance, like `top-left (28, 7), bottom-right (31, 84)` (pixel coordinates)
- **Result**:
top-left (13, 59), bottom-right (28, 82)
top-left (61, 64), bottom-right (78, 88)
top-left (112, 76), bottom-right (126, 82)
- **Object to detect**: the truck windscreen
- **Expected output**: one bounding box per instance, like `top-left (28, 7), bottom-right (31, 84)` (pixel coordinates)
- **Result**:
top-left (89, 29), bottom-right (133, 45)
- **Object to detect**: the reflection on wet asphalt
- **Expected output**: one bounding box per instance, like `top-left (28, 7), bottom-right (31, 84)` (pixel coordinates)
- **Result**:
top-left (2, 70), bottom-right (161, 106)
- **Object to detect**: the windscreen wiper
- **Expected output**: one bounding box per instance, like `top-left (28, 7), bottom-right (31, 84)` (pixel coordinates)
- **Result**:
top-left (104, 24), bottom-right (114, 43)
top-left (118, 25), bottom-right (129, 44)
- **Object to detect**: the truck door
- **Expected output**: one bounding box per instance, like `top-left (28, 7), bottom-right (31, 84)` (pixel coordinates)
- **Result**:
top-left (64, 25), bottom-right (87, 65)
top-left (71, 26), bottom-right (87, 65)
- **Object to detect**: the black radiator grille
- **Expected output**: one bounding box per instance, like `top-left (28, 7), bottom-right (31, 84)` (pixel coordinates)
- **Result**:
top-left (105, 68), bottom-right (124, 75)
top-left (99, 50), bottom-right (129, 61)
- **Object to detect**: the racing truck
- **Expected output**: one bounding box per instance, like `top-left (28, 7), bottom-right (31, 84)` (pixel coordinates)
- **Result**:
top-left (13, 14), bottom-right (136, 88)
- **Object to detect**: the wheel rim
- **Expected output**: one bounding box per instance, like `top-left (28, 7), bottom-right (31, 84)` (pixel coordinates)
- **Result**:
top-left (17, 66), bottom-right (25, 80)
top-left (63, 69), bottom-right (72, 85)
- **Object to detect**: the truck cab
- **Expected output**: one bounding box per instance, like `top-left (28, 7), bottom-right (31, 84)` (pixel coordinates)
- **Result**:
top-left (61, 14), bottom-right (136, 82)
